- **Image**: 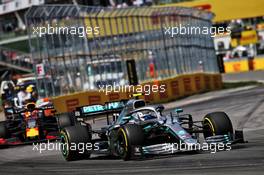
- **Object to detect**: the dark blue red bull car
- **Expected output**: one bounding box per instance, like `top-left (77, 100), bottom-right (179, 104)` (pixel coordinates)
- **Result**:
top-left (0, 101), bottom-right (59, 146)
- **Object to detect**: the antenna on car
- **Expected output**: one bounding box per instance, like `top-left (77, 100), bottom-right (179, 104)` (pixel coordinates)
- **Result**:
top-left (129, 93), bottom-right (144, 99)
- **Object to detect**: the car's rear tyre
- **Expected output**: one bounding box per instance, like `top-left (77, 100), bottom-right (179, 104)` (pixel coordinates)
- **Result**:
top-left (116, 124), bottom-right (144, 161)
top-left (57, 112), bottom-right (76, 129)
top-left (0, 121), bottom-right (8, 138)
top-left (203, 112), bottom-right (233, 138)
top-left (60, 125), bottom-right (92, 161)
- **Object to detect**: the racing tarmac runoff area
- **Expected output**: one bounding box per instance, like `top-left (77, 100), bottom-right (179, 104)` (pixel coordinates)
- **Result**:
top-left (0, 85), bottom-right (264, 175)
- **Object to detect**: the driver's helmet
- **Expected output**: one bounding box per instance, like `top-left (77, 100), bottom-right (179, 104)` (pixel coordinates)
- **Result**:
top-left (26, 85), bottom-right (34, 93)
top-left (138, 112), bottom-right (155, 121)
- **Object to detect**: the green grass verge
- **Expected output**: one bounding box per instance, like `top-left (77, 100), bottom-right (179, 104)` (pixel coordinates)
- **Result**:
top-left (223, 81), bottom-right (263, 89)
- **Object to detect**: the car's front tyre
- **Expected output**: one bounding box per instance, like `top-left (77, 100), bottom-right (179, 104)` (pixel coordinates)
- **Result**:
top-left (203, 112), bottom-right (233, 138)
top-left (60, 125), bottom-right (91, 161)
top-left (116, 124), bottom-right (144, 161)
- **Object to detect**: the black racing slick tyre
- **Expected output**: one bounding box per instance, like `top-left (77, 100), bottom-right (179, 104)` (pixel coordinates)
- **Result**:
top-left (60, 125), bottom-right (92, 161)
top-left (57, 112), bottom-right (76, 129)
top-left (203, 112), bottom-right (233, 138)
top-left (0, 121), bottom-right (8, 138)
top-left (116, 124), bottom-right (144, 161)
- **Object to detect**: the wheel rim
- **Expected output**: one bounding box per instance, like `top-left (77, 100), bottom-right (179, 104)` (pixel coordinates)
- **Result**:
top-left (117, 133), bottom-right (126, 157)
top-left (203, 120), bottom-right (214, 138)
top-left (60, 132), bottom-right (69, 157)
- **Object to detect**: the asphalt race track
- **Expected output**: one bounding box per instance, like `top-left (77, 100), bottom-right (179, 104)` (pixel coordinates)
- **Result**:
top-left (0, 86), bottom-right (264, 175)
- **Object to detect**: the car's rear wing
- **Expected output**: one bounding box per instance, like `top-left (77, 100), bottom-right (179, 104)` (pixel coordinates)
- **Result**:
top-left (74, 100), bottom-right (127, 125)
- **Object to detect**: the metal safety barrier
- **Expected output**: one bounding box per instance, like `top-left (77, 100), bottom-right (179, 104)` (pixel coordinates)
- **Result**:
top-left (25, 5), bottom-right (218, 97)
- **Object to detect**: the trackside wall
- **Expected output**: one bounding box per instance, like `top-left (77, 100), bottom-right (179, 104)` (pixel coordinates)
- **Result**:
top-left (224, 57), bottom-right (264, 73)
top-left (52, 73), bottom-right (222, 113)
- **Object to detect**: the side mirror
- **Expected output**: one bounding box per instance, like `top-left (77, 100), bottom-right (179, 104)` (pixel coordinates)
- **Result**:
top-left (156, 105), bottom-right (165, 113)
top-left (123, 116), bottom-right (132, 121)
top-left (175, 108), bottom-right (183, 113)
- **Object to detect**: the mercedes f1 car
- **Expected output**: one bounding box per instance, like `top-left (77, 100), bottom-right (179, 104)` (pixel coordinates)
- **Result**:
top-left (57, 97), bottom-right (244, 161)
top-left (0, 100), bottom-right (58, 146)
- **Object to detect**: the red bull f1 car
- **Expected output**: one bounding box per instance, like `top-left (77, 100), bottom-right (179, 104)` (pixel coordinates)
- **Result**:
top-left (57, 97), bottom-right (245, 161)
top-left (0, 100), bottom-right (58, 146)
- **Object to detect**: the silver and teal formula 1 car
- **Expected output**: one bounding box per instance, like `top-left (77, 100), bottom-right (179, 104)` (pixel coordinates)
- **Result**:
top-left (57, 97), bottom-right (244, 161)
